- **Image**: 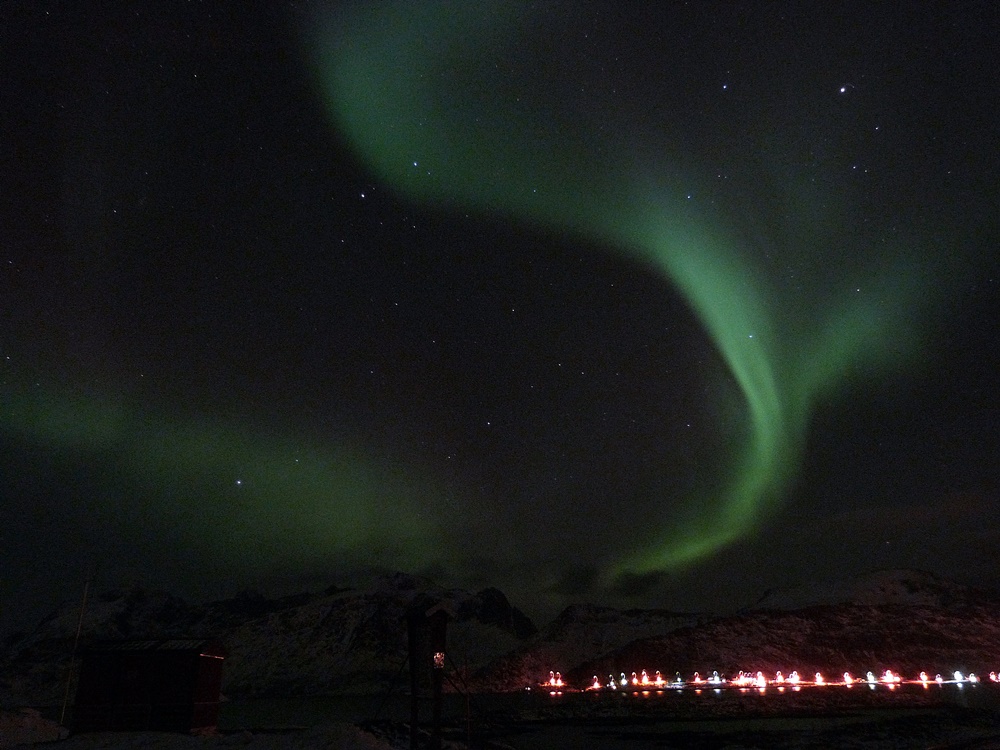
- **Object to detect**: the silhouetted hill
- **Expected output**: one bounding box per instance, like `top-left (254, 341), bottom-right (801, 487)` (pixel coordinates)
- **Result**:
top-left (4, 568), bottom-right (998, 705)
top-left (0, 572), bottom-right (536, 704)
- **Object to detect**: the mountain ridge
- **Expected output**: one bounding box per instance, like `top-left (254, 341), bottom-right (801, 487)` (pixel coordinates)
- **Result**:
top-left (3, 567), bottom-right (998, 704)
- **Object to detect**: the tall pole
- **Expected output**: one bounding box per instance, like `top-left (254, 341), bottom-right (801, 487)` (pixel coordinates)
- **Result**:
top-left (428, 610), bottom-right (448, 750)
top-left (59, 568), bottom-right (94, 726)
top-left (406, 612), bottom-right (421, 750)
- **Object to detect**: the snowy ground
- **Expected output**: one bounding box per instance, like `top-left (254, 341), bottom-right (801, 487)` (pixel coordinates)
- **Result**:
top-left (0, 716), bottom-right (408, 750)
top-left (6, 712), bottom-right (1000, 750)
top-left (6, 689), bottom-right (1000, 749)
top-left (6, 716), bottom-right (1000, 749)
top-left (494, 709), bottom-right (1000, 749)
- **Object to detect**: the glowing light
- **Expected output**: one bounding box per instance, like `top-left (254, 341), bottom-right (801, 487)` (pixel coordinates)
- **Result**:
top-left (548, 664), bottom-right (991, 694)
top-left (309, 0), bottom-right (932, 579)
top-left (881, 669), bottom-right (901, 684)
top-left (1, 387), bottom-right (438, 574)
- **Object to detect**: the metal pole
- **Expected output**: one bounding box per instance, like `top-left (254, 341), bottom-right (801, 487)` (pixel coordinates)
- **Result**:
top-left (430, 664), bottom-right (442, 750)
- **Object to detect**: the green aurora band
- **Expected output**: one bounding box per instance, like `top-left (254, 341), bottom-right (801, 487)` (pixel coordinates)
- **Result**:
top-left (309, 2), bottom-right (925, 578)
top-left (2, 386), bottom-right (436, 570)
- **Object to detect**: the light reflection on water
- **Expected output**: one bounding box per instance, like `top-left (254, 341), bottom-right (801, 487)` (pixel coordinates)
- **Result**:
top-left (219, 683), bottom-right (994, 730)
top-left (219, 693), bottom-right (520, 729)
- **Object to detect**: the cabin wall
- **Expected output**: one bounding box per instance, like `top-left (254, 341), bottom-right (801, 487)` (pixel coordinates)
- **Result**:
top-left (74, 649), bottom-right (222, 732)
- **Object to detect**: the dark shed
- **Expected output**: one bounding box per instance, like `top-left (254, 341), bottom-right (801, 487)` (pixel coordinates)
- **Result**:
top-left (73, 638), bottom-right (226, 733)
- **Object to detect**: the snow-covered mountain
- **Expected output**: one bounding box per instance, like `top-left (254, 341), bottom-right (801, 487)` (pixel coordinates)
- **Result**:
top-left (566, 598), bottom-right (1000, 686)
top-left (559, 570), bottom-right (1000, 686)
top-left (218, 574), bottom-right (534, 697)
top-left (749, 569), bottom-right (982, 610)
top-left (0, 572), bottom-right (535, 705)
top-left (470, 604), bottom-right (704, 691)
top-left (4, 568), bottom-right (998, 705)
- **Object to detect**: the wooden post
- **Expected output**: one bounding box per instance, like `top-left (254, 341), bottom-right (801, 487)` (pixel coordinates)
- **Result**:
top-left (59, 570), bottom-right (94, 726)
top-left (406, 611), bottom-right (422, 750)
top-left (405, 600), bottom-right (452, 750)
top-left (428, 609), bottom-right (448, 750)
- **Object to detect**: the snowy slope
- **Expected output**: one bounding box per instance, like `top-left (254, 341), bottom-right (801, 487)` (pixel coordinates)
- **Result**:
top-left (750, 569), bottom-right (983, 610)
top-left (0, 573), bottom-right (535, 704)
top-left (4, 568), bottom-right (998, 704)
top-left (470, 604), bottom-right (704, 691)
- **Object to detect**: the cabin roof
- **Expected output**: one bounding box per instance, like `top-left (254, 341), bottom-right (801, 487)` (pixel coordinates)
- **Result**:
top-left (81, 638), bottom-right (225, 657)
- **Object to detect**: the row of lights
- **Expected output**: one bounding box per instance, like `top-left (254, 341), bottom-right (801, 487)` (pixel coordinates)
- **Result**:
top-left (541, 668), bottom-right (999, 691)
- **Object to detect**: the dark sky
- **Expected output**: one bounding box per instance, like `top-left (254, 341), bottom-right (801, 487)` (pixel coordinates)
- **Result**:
top-left (2, 1), bottom-right (999, 634)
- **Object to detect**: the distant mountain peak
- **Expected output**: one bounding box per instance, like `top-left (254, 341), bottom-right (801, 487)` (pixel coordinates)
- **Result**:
top-left (751, 568), bottom-right (995, 610)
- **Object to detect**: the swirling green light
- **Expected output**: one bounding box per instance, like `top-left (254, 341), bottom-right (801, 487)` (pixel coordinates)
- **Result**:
top-left (309, 1), bottom-right (925, 576)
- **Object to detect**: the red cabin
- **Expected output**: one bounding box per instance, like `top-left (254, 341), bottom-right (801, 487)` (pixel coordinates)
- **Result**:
top-left (73, 639), bottom-right (225, 733)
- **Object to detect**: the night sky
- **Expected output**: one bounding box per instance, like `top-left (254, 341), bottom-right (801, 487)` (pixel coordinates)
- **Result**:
top-left (3, 1), bottom-right (998, 635)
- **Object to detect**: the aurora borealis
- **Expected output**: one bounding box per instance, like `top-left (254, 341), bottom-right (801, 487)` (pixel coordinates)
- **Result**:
top-left (2, 2), bottom-right (998, 631)
top-left (309, 1), bottom-right (934, 577)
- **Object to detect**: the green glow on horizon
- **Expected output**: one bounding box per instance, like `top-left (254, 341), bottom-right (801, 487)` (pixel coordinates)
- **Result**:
top-left (2, 386), bottom-right (436, 569)
top-left (309, 1), bottom-right (926, 576)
